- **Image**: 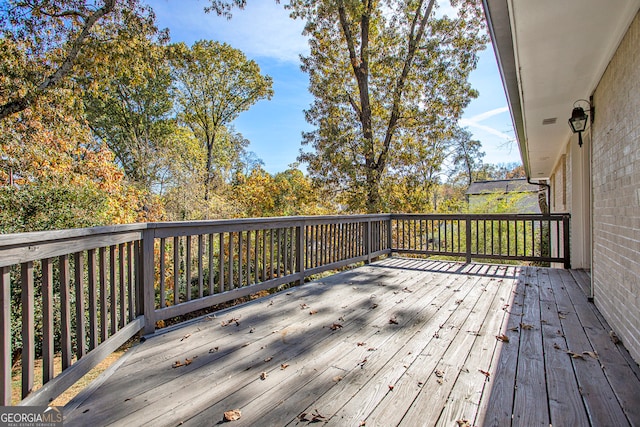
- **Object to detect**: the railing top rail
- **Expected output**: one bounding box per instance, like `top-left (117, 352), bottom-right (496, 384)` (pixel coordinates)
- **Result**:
top-left (390, 213), bottom-right (571, 220)
top-left (0, 223), bottom-right (148, 248)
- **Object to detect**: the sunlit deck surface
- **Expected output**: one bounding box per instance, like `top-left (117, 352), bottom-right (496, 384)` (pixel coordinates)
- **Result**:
top-left (64, 258), bottom-right (640, 427)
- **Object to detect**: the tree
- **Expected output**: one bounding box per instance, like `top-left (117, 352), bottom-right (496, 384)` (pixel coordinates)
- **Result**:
top-left (292, 0), bottom-right (487, 212)
top-left (83, 41), bottom-right (177, 192)
top-left (449, 126), bottom-right (484, 187)
top-left (170, 40), bottom-right (274, 201)
top-left (0, 0), bottom-right (156, 120)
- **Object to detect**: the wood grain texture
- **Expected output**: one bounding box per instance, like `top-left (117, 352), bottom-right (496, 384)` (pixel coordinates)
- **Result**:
top-left (59, 260), bottom-right (640, 427)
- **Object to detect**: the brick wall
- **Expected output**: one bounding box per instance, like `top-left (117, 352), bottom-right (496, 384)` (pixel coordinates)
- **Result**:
top-left (592, 11), bottom-right (640, 363)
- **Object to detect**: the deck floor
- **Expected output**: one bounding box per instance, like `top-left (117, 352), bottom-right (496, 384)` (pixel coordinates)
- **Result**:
top-left (64, 258), bottom-right (640, 427)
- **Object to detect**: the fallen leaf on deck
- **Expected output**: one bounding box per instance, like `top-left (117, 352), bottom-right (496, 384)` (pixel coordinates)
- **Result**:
top-left (357, 342), bottom-right (366, 346)
top-left (388, 385), bottom-right (394, 391)
top-left (223, 409), bottom-right (242, 422)
top-left (221, 317), bottom-right (240, 327)
top-left (260, 372), bottom-right (268, 380)
top-left (329, 323), bottom-right (343, 331)
top-left (583, 351), bottom-right (599, 359)
top-left (389, 316), bottom-right (399, 325)
top-left (520, 323), bottom-right (534, 330)
top-left (281, 363), bottom-right (290, 370)
top-left (433, 331), bottom-right (440, 338)
top-left (209, 347), bottom-right (219, 353)
top-left (479, 369), bottom-right (491, 380)
top-left (333, 376), bottom-right (343, 382)
top-left (370, 303), bottom-right (379, 309)
top-left (565, 351), bottom-right (585, 360)
top-left (359, 421), bottom-right (366, 426)
top-left (496, 334), bottom-right (510, 343)
top-left (298, 413), bottom-right (309, 422)
top-left (264, 357), bottom-right (273, 362)
top-left (172, 361), bottom-right (183, 368)
top-left (455, 299), bottom-right (464, 305)
top-left (456, 419), bottom-right (471, 427)
top-left (309, 310), bottom-right (318, 315)
top-left (358, 358), bottom-right (368, 368)
top-left (502, 304), bottom-right (510, 311)
top-left (610, 330), bottom-right (621, 344)
top-left (435, 370), bottom-right (444, 378)
top-left (180, 333), bottom-right (191, 341)
top-left (403, 287), bottom-right (413, 293)
top-left (436, 378), bottom-right (443, 385)
top-left (367, 347), bottom-right (377, 351)
top-left (311, 409), bottom-right (325, 422)
top-left (508, 326), bottom-right (519, 332)
top-left (300, 303), bottom-right (309, 309)
top-left (184, 358), bottom-right (193, 366)
top-left (553, 343), bottom-right (561, 350)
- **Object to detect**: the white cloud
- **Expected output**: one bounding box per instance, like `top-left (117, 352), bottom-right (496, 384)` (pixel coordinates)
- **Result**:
top-left (150, 1), bottom-right (308, 63)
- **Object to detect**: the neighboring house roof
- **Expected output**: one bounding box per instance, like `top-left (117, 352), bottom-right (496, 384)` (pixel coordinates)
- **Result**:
top-left (482, 0), bottom-right (639, 179)
top-left (465, 179), bottom-right (539, 196)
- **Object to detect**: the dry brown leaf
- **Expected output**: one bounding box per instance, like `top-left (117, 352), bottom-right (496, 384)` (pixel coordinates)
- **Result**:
top-left (520, 323), bottom-right (534, 330)
top-left (435, 370), bottom-right (444, 378)
top-left (553, 343), bottom-right (561, 350)
top-left (172, 361), bottom-right (183, 368)
top-left (223, 409), bottom-right (242, 422)
top-left (209, 347), bottom-right (219, 353)
top-left (565, 351), bottom-right (585, 360)
top-left (455, 299), bottom-right (464, 305)
top-left (180, 333), bottom-right (191, 342)
top-left (260, 372), bottom-right (268, 380)
top-left (403, 287), bottom-right (413, 293)
top-left (479, 369), bottom-right (491, 380)
top-left (184, 358), bottom-right (192, 366)
top-left (370, 303), bottom-right (379, 309)
top-left (388, 385), bottom-right (394, 391)
top-left (333, 375), bottom-right (343, 382)
top-left (329, 323), bottom-right (343, 331)
top-left (221, 317), bottom-right (240, 327)
top-left (298, 413), bottom-right (309, 422)
top-left (359, 421), bottom-right (366, 426)
top-left (456, 419), bottom-right (471, 427)
top-left (496, 334), bottom-right (510, 343)
top-left (389, 316), bottom-right (399, 325)
top-left (264, 357), bottom-right (273, 362)
top-left (583, 351), bottom-right (599, 359)
top-left (610, 330), bottom-right (621, 344)
top-left (309, 310), bottom-right (318, 315)
top-left (280, 363), bottom-right (290, 370)
top-left (357, 342), bottom-right (366, 346)
top-left (311, 409), bottom-right (325, 422)
top-left (508, 326), bottom-right (519, 332)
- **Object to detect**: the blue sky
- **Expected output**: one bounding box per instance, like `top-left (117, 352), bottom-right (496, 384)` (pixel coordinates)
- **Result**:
top-left (148, 0), bottom-right (521, 174)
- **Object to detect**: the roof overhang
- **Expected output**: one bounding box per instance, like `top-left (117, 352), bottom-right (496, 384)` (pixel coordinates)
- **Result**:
top-left (482, 0), bottom-right (640, 178)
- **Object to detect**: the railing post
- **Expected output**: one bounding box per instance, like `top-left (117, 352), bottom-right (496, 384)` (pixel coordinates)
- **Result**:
top-left (387, 216), bottom-right (393, 253)
top-left (563, 214), bottom-right (571, 269)
top-left (365, 220), bottom-right (371, 264)
top-left (296, 223), bottom-right (305, 286)
top-left (1, 266), bottom-right (11, 405)
top-left (141, 228), bottom-right (156, 334)
top-left (465, 218), bottom-right (472, 264)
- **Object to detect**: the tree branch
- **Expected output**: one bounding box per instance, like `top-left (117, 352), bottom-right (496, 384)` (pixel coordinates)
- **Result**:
top-left (0, 0), bottom-right (116, 120)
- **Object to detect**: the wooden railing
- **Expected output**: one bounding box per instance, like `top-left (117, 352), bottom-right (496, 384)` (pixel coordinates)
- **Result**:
top-left (0, 213), bottom-right (568, 405)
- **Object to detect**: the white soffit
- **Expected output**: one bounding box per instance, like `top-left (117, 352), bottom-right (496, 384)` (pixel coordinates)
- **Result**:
top-left (508, 0), bottom-right (639, 178)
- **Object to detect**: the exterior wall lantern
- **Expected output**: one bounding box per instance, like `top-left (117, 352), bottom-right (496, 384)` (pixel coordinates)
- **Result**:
top-left (568, 99), bottom-right (593, 148)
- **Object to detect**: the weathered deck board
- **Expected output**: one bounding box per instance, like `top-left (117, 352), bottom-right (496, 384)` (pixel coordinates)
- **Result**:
top-left (63, 258), bottom-right (640, 427)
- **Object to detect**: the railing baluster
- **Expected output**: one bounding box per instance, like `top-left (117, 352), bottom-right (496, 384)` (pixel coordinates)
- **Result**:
top-left (228, 233), bottom-right (234, 290)
top-left (60, 254), bottom-right (72, 370)
top-left (74, 252), bottom-right (86, 359)
top-left (87, 250), bottom-right (98, 350)
top-left (219, 233), bottom-right (225, 293)
top-left (99, 248), bottom-right (107, 343)
top-left (42, 258), bottom-right (54, 383)
top-left (186, 235), bottom-right (192, 301)
top-left (109, 246), bottom-right (117, 335)
top-left (238, 231), bottom-right (244, 285)
top-left (127, 242), bottom-right (135, 322)
top-left (21, 261), bottom-right (34, 399)
top-left (198, 235), bottom-right (204, 297)
top-left (118, 244), bottom-right (125, 329)
top-left (209, 234), bottom-right (215, 295)
top-left (173, 236), bottom-right (180, 304)
top-left (160, 238), bottom-right (166, 308)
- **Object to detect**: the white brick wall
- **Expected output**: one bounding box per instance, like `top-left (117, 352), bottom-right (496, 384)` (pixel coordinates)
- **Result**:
top-left (592, 11), bottom-right (640, 363)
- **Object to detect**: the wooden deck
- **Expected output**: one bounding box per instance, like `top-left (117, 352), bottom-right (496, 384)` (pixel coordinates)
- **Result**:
top-left (63, 258), bottom-right (640, 427)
